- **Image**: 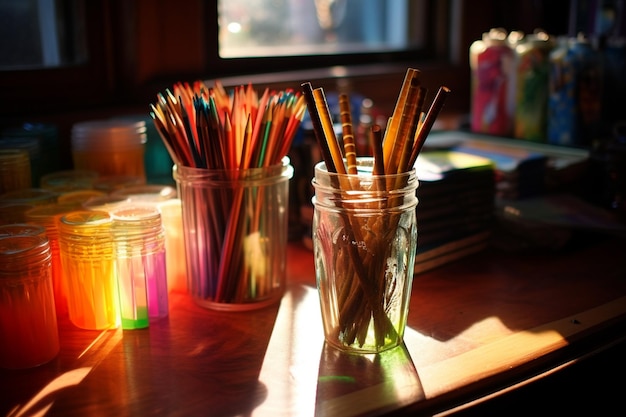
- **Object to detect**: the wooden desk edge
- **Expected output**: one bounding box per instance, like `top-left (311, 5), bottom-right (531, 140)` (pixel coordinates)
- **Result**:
top-left (412, 296), bottom-right (626, 415)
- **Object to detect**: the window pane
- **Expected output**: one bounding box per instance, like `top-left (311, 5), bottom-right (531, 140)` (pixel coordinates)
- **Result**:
top-left (0, 0), bottom-right (87, 70)
top-left (218, 0), bottom-right (423, 58)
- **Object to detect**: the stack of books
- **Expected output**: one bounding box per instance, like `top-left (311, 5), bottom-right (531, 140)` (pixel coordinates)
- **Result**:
top-left (413, 150), bottom-right (496, 274)
top-left (425, 130), bottom-right (589, 200)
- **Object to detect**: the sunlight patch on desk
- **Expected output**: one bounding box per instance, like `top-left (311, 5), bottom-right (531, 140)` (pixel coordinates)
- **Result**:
top-left (8, 367), bottom-right (92, 417)
top-left (255, 285), bottom-right (323, 416)
top-left (414, 297), bottom-right (626, 398)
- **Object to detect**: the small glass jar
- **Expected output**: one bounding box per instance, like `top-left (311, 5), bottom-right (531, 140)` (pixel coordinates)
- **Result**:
top-left (92, 175), bottom-right (145, 193)
top-left (82, 194), bottom-right (130, 212)
top-left (156, 198), bottom-right (187, 294)
top-left (0, 204), bottom-right (35, 225)
top-left (0, 188), bottom-right (58, 207)
top-left (25, 203), bottom-right (79, 316)
top-left (0, 235), bottom-right (59, 369)
top-left (110, 205), bottom-right (168, 329)
top-left (40, 170), bottom-right (99, 192)
top-left (2, 123), bottom-right (60, 177)
top-left (58, 210), bottom-right (119, 330)
top-left (57, 189), bottom-right (106, 206)
top-left (112, 184), bottom-right (184, 293)
top-left (0, 223), bottom-right (46, 238)
top-left (71, 120), bottom-right (147, 181)
top-left (312, 157), bottom-right (418, 353)
top-left (0, 137), bottom-right (41, 187)
top-left (0, 149), bottom-right (31, 194)
top-left (111, 184), bottom-right (177, 203)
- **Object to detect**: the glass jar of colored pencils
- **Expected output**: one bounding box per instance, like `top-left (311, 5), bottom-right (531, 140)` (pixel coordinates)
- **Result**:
top-left (174, 157), bottom-right (294, 310)
top-left (312, 157), bottom-right (418, 354)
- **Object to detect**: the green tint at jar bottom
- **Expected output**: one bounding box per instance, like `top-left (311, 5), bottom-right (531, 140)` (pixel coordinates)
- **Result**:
top-left (312, 158), bottom-right (418, 354)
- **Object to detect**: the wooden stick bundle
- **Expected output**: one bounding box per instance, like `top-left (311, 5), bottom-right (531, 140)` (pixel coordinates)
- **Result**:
top-left (304, 68), bottom-right (450, 349)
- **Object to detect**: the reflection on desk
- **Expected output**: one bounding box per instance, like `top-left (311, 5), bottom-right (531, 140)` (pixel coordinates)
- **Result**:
top-left (1, 236), bottom-right (625, 416)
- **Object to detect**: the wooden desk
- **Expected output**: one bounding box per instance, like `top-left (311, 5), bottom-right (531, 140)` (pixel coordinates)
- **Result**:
top-left (1, 235), bottom-right (625, 416)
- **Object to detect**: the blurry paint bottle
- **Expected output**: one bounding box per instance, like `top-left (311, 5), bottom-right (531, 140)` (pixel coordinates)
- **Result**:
top-left (0, 235), bottom-right (59, 369)
top-left (514, 31), bottom-right (555, 141)
top-left (58, 211), bottom-right (119, 330)
top-left (111, 205), bottom-right (168, 329)
top-left (470, 28), bottom-right (516, 136)
top-left (548, 33), bottom-right (603, 146)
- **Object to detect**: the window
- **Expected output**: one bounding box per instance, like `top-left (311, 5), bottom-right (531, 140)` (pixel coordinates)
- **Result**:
top-left (0, 0), bottom-right (87, 70)
top-left (207, 0), bottom-right (438, 77)
top-left (218, 0), bottom-right (422, 58)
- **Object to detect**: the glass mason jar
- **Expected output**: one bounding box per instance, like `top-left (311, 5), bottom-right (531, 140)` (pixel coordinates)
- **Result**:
top-left (110, 205), bottom-right (168, 329)
top-left (173, 157), bottom-right (294, 310)
top-left (71, 120), bottom-right (147, 181)
top-left (0, 149), bottom-right (31, 194)
top-left (312, 157), bottom-right (418, 354)
top-left (58, 210), bottom-right (119, 330)
top-left (25, 203), bottom-right (79, 317)
top-left (0, 235), bottom-right (59, 369)
top-left (40, 169), bottom-right (99, 193)
top-left (112, 185), bottom-right (186, 294)
top-left (0, 223), bottom-right (46, 238)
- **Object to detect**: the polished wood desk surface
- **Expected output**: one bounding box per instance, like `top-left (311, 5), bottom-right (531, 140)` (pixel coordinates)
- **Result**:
top-left (1, 234), bottom-right (625, 416)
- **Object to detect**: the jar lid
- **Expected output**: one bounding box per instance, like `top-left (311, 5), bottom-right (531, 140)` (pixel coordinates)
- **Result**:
top-left (40, 170), bottom-right (99, 192)
top-left (0, 235), bottom-right (50, 272)
top-left (71, 120), bottom-right (147, 151)
top-left (0, 223), bottom-right (46, 238)
top-left (111, 184), bottom-right (177, 202)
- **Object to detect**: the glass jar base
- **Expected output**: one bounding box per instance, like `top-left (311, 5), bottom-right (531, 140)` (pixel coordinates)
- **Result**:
top-left (192, 292), bottom-right (284, 311)
top-left (324, 338), bottom-right (404, 355)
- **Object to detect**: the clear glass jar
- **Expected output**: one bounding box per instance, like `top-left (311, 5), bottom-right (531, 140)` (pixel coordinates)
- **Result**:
top-left (0, 223), bottom-right (46, 238)
top-left (40, 169), bottom-right (99, 192)
top-left (0, 235), bottom-right (59, 369)
top-left (71, 120), bottom-right (147, 181)
top-left (57, 189), bottom-right (106, 206)
top-left (112, 184), bottom-right (185, 294)
top-left (173, 157), bottom-right (293, 310)
top-left (312, 157), bottom-right (418, 353)
top-left (0, 149), bottom-right (31, 194)
top-left (0, 188), bottom-right (58, 207)
top-left (58, 210), bottom-right (119, 330)
top-left (110, 205), bottom-right (168, 329)
top-left (25, 203), bottom-right (79, 317)
top-left (0, 137), bottom-right (40, 187)
top-left (156, 198), bottom-right (187, 294)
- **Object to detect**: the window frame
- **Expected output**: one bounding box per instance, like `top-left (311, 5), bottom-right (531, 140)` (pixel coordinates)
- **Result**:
top-left (205, 0), bottom-right (441, 77)
top-left (0, 1), bottom-right (115, 119)
top-left (0, 0), bottom-right (463, 121)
